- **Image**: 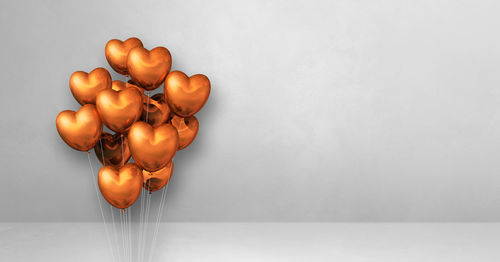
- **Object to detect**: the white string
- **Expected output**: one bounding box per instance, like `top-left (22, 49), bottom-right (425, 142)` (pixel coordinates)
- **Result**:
top-left (145, 92), bottom-right (151, 122)
top-left (99, 139), bottom-right (121, 262)
top-left (128, 207), bottom-right (132, 262)
top-left (87, 152), bottom-right (116, 262)
top-left (121, 135), bottom-right (125, 166)
top-left (110, 206), bottom-right (121, 262)
top-left (148, 172), bottom-right (174, 262)
top-left (137, 188), bottom-right (145, 262)
top-left (125, 210), bottom-right (128, 262)
top-left (141, 190), bottom-right (152, 262)
top-left (139, 91), bottom-right (152, 262)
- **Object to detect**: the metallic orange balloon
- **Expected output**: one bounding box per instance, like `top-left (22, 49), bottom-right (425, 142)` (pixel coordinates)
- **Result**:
top-left (98, 163), bottom-right (143, 209)
top-left (94, 132), bottom-right (131, 167)
top-left (170, 115), bottom-right (199, 150)
top-left (111, 80), bottom-right (149, 102)
top-left (105, 37), bottom-right (143, 75)
top-left (128, 121), bottom-right (179, 172)
top-left (142, 161), bottom-right (173, 192)
top-left (141, 93), bottom-right (171, 127)
top-left (164, 71), bottom-right (210, 117)
top-left (56, 104), bottom-right (102, 151)
top-left (127, 46), bottom-right (172, 91)
top-left (96, 86), bottom-right (143, 133)
top-left (69, 68), bottom-right (111, 105)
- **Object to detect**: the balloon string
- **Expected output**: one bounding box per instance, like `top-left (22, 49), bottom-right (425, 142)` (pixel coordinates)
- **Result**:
top-left (110, 206), bottom-right (121, 262)
top-left (148, 178), bottom-right (171, 262)
top-left (99, 138), bottom-right (105, 165)
top-left (148, 185), bottom-right (167, 262)
top-left (128, 207), bottom-right (132, 262)
top-left (124, 209), bottom-right (128, 262)
top-left (87, 152), bottom-right (116, 262)
top-left (138, 188), bottom-right (145, 262)
top-left (146, 92), bottom-right (151, 122)
top-left (121, 134), bottom-right (124, 166)
top-left (120, 210), bottom-right (125, 262)
top-left (99, 139), bottom-right (120, 261)
top-left (141, 191), bottom-right (152, 262)
top-left (127, 209), bottom-right (131, 262)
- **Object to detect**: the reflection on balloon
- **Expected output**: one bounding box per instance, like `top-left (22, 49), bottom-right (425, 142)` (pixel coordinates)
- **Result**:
top-left (111, 80), bottom-right (148, 102)
top-left (56, 104), bottom-right (102, 151)
top-left (127, 46), bottom-right (172, 91)
top-left (105, 37), bottom-right (143, 75)
top-left (94, 132), bottom-right (131, 167)
top-left (98, 163), bottom-right (143, 209)
top-left (128, 121), bottom-right (179, 172)
top-left (69, 68), bottom-right (111, 105)
top-left (141, 93), bottom-right (171, 127)
top-left (164, 71), bottom-right (210, 117)
top-left (170, 115), bottom-right (199, 150)
top-left (96, 86), bottom-right (143, 133)
top-left (142, 161), bottom-right (173, 192)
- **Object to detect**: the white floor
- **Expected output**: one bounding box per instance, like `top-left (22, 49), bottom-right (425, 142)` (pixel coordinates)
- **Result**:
top-left (0, 223), bottom-right (499, 262)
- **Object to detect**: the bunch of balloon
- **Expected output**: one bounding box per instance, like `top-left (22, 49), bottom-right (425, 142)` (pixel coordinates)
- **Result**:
top-left (55, 37), bottom-right (210, 262)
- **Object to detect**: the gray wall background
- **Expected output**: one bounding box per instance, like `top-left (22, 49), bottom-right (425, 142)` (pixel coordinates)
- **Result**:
top-left (1, 0), bottom-right (500, 222)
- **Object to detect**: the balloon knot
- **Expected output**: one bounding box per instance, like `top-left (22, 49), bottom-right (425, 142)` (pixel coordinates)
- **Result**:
top-left (122, 209), bottom-right (126, 213)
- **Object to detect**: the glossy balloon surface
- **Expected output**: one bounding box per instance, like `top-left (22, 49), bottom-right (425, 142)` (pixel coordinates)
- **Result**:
top-left (69, 68), bottom-right (111, 105)
top-left (170, 115), bottom-right (199, 150)
top-left (96, 86), bottom-right (143, 133)
top-left (128, 122), bottom-right (178, 172)
top-left (56, 104), bottom-right (102, 151)
top-left (142, 161), bottom-right (173, 192)
top-left (164, 71), bottom-right (210, 117)
top-left (141, 93), bottom-right (171, 127)
top-left (105, 37), bottom-right (143, 75)
top-left (94, 132), bottom-right (131, 167)
top-left (127, 46), bottom-right (172, 91)
top-left (98, 163), bottom-right (143, 209)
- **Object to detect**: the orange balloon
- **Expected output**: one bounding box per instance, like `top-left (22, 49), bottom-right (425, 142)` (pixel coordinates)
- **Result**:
top-left (142, 161), bottom-right (173, 192)
top-left (170, 115), bottom-right (199, 150)
top-left (164, 71), bottom-right (210, 117)
top-left (141, 93), bottom-right (171, 127)
top-left (127, 46), bottom-right (172, 91)
top-left (98, 163), bottom-right (143, 209)
top-left (128, 121), bottom-right (179, 172)
top-left (96, 86), bottom-right (143, 133)
top-left (56, 104), bottom-right (102, 151)
top-left (94, 132), bottom-right (131, 167)
top-left (105, 37), bottom-right (143, 75)
top-left (69, 68), bottom-right (111, 105)
top-left (111, 80), bottom-right (149, 102)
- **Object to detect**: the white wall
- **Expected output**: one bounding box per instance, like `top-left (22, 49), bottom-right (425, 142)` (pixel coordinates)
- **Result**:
top-left (1, 0), bottom-right (500, 222)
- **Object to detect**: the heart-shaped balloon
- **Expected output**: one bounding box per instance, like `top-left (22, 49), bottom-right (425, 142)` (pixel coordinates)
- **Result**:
top-left (56, 104), bottom-right (102, 151)
top-left (94, 132), bottom-right (131, 167)
top-left (105, 37), bottom-right (143, 75)
top-left (127, 46), bottom-right (172, 91)
top-left (111, 80), bottom-right (149, 102)
top-left (170, 115), bottom-right (199, 150)
top-left (96, 86), bottom-right (143, 133)
top-left (164, 71), bottom-right (210, 117)
top-left (128, 121), bottom-right (179, 172)
top-left (141, 93), bottom-right (171, 127)
top-left (142, 161), bottom-right (173, 192)
top-left (69, 68), bottom-right (111, 105)
top-left (98, 163), bottom-right (143, 209)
